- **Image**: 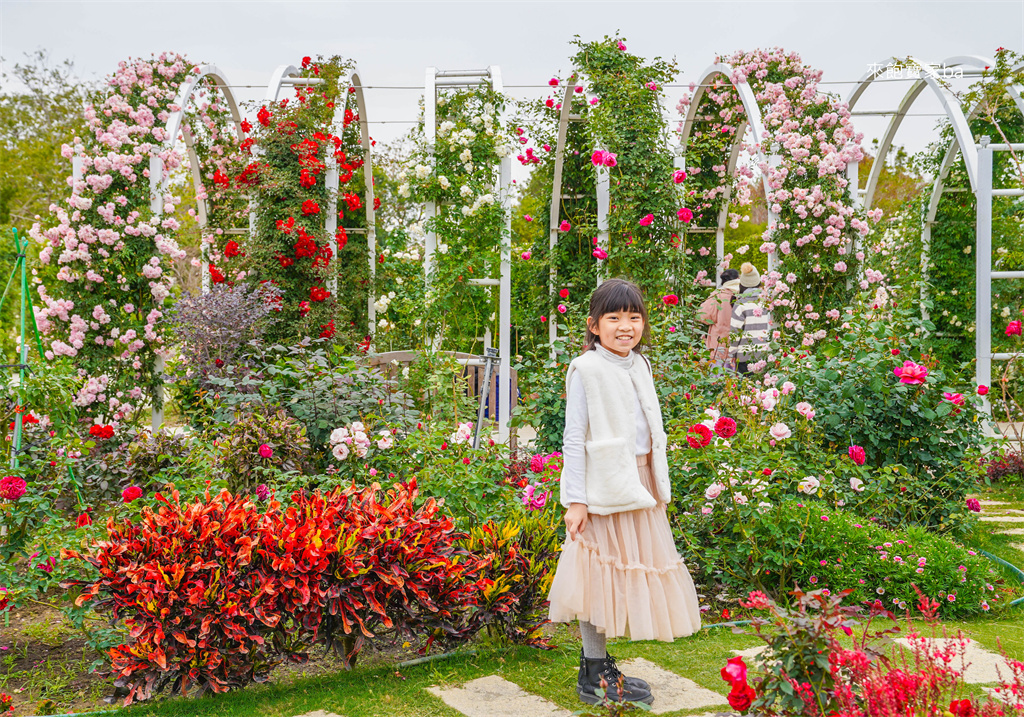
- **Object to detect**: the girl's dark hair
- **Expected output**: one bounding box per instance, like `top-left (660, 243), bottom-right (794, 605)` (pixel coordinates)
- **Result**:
top-left (582, 278), bottom-right (652, 353)
top-left (720, 269), bottom-right (739, 283)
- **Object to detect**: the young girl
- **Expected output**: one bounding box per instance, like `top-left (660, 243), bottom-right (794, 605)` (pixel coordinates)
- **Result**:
top-left (547, 278), bottom-right (702, 706)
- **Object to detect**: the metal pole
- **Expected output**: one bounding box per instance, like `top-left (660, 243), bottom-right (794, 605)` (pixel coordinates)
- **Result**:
top-left (976, 136), bottom-right (992, 415)
top-left (595, 160), bottom-right (610, 287)
top-left (472, 348), bottom-right (499, 449)
top-left (10, 229), bottom-right (27, 470)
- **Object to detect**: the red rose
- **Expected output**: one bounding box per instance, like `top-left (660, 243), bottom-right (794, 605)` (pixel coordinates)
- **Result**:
top-left (373, 197), bottom-right (381, 210)
top-left (687, 424), bottom-right (713, 449)
top-left (662, 294), bottom-right (680, 306)
top-left (300, 169), bottom-right (317, 188)
top-left (212, 169), bottom-right (230, 187)
top-left (714, 416), bottom-right (737, 438)
top-left (344, 193), bottom-right (363, 212)
top-left (677, 207), bottom-right (694, 223)
top-left (559, 288), bottom-right (569, 299)
top-left (257, 106), bottom-right (271, 127)
top-left (319, 321), bottom-right (336, 339)
top-left (949, 699), bottom-right (976, 717)
top-left (762, 468), bottom-right (772, 476)
top-left (121, 486), bottom-right (142, 504)
top-left (848, 445), bottom-right (866, 466)
top-left (978, 385), bottom-right (989, 396)
top-left (209, 263), bottom-right (226, 284)
top-left (1007, 320), bottom-right (1022, 337)
top-left (720, 656), bottom-right (748, 686)
top-left (240, 119), bottom-right (252, 133)
top-left (336, 227), bottom-right (348, 251)
top-left (727, 684), bottom-right (756, 712)
top-left (0, 476), bottom-right (27, 501)
top-left (224, 240), bottom-right (241, 258)
top-left (301, 200), bottom-right (320, 216)
top-left (891, 348), bottom-right (900, 356)
top-left (301, 56), bottom-right (312, 69)
top-left (77, 513), bottom-right (92, 528)
top-left (309, 286), bottom-right (330, 303)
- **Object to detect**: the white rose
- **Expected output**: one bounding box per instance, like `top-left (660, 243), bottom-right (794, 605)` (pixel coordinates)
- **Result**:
top-left (438, 175), bottom-right (450, 189)
top-left (398, 183), bottom-right (411, 198)
top-left (850, 477), bottom-right (865, 492)
top-left (377, 435), bottom-right (393, 450)
top-left (332, 443), bottom-right (350, 461)
top-left (438, 242), bottom-right (449, 254)
top-left (351, 421), bottom-right (365, 432)
top-left (329, 427), bottom-right (349, 444)
top-left (797, 476), bottom-right (820, 494)
top-left (414, 164), bottom-right (431, 179)
top-left (459, 148), bottom-right (472, 163)
top-left (460, 185), bottom-right (473, 198)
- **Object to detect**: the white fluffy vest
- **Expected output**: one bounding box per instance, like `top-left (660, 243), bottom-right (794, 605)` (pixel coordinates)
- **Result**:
top-left (562, 349), bottom-right (671, 515)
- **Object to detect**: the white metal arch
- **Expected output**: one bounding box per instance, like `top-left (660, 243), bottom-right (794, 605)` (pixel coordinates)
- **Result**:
top-left (157, 65), bottom-right (247, 293)
top-left (678, 63), bottom-right (780, 278)
top-left (421, 65), bottom-right (512, 439)
top-left (263, 64), bottom-right (377, 327)
top-left (846, 56), bottom-right (987, 208)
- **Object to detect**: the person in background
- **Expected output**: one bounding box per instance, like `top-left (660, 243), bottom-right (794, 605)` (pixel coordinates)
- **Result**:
top-left (698, 268), bottom-right (741, 369)
top-left (730, 262), bottom-right (771, 374)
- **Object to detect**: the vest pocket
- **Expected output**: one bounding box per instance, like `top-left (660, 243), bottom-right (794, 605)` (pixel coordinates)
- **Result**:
top-left (584, 437), bottom-right (639, 508)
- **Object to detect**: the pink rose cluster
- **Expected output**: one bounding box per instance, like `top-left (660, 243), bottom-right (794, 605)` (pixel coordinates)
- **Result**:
top-left (590, 150), bottom-right (618, 168)
top-left (893, 360), bottom-right (928, 385)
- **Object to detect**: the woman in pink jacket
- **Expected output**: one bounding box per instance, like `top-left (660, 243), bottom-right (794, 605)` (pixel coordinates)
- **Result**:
top-left (702, 268), bottom-right (741, 364)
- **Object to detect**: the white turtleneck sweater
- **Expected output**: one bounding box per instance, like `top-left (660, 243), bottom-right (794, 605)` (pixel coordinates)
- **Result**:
top-left (561, 343), bottom-right (653, 506)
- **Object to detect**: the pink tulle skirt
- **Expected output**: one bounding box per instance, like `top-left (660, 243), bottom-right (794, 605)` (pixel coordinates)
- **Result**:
top-left (547, 455), bottom-right (702, 641)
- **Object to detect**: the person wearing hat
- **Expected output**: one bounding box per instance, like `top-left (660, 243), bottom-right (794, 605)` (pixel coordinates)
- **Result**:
top-left (729, 262), bottom-right (771, 374)
top-left (697, 268), bottom-right (741, 370)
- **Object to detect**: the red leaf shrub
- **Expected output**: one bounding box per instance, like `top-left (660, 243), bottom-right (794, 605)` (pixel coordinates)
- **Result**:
top-left (63, 480), bottom-right (495, 703)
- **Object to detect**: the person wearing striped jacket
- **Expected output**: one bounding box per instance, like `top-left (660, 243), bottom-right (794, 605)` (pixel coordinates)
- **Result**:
top-left (729, 262), bottom-right (771, 374)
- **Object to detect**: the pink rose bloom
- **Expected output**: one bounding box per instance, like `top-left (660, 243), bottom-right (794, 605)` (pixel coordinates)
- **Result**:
top-left (558, 220), bottom-right (571, 232)
top-left (523, 214), bottom-right (533, 222)
top-left (591, 150), bottom-right (607, 167)
top-left (521, 251), bottom-right (532, 260)
top-left (795, 402), bottom-right (815, 419)
top-left (592, 247), bottom-right (608, 260)
top-left (704, 482), bottom-right (725, 500)
top-left (677, 207), bottom-right (694, 223)
top-left (966, 498), bottom-right (981, 513)
top-left (617, 41), bottom-right (627, 50)
top-left (769, 423), bottom-right (792, 440)
top-left (548, 77), bottom-right (559, 87)
top-left (557, 304), bottom-right (567, 313)
top-left (529, 455), bottom-right (545, 473)
top-left (1006, 320), bottom-right (1022, 336)
top-left (639, 214), bottom-right (654, 227)
top-left (258, 443), bottom-right (273, 458)
top-left (673, 170), bottom-right (687, 184)
top-left (943, 392), bottom-right (965, 406)
top-left (893, 360), bottom-right (928, 385)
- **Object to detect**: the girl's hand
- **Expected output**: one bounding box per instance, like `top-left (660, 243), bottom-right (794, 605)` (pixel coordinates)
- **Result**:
top-left (564, 503), bottom-right (589, 541)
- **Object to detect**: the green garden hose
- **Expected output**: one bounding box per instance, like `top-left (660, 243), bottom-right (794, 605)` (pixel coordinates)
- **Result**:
top-left (981, 550), bottom-right (1024, 607)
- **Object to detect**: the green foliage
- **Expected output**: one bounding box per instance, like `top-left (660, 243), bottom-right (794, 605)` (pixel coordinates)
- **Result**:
top-left (213, 406), bottom-right (310, 493)
top-left (778, 290), bottom-right (986, 530)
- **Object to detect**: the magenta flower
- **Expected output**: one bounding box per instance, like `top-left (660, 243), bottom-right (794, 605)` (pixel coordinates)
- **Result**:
top-left (645, 81), bottom-right (658, 91)
top-left (521, 251), bottom-right (532, 260)
top-left (848, 445), bottom-right (866, 466)
top-left (943, 392), bottom-right (965, 406)
top-left (523, 214), bottom-right (533, 222)
top-left (591, 150), bottom-right (607, 167)
top-left (602, 152), bottom-right (618, 167)
top-left (592, 247), bottom-right (608, 260)
top-left (966, 498), bottom-right (981, 513)
top-left (1007, 320), bottom-right (1022, 336)
top-left (557, 304), bottom-right (567, 314)
top-left (0, 476), bottom-right (26, 501)
top-left (673, 170), bottom-right (687, 184)
top-left (258, 443), bottom-right (274, 458)
top-left (558, 220), bottom-right (571, 232)
top-left (548, 77), bottom-right (559, 87)
top-left (677, 207), bottom-right (694, 223)
top-left (893, 360), bottom-right (928, 385)
top-left (256, 484), bottom-right (270, 501)
top-left (639, 214), bottom-right (654, 227)
top-left (617, 41), bottom-right (627, 50)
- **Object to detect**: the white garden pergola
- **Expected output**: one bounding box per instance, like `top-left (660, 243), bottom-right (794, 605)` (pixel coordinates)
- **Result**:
top-left (845, 56), bottom-right (1024, 414)
top-left (422, 66), bottom-right (513, 439)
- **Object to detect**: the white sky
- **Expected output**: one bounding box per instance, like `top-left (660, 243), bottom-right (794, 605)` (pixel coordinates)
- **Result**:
top-left (2, 0), bottom-right (1023, 166)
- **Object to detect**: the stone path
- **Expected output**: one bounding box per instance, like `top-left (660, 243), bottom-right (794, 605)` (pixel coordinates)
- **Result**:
top-left (980, 516), bottom-right (1024, 522)
top-left (423, 661), bottom-right (731, 717)
top-left (997, 528), bottom-right (1024, 536)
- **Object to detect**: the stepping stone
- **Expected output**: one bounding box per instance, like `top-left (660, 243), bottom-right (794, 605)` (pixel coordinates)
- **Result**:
top-left (731, 645), bottom-right (768, 660)
top-left (427, 675), bottom-right (572, 717)
top-left (980, 516), bottom-right (1024, 522)
top-left (292, 712), bottom-right (346, 717)
top-left (979, 501), bottom-right (1008, 506)
top-left (895, 638), bottom-right (1017, 683)
top-left (618, 658), bottom-right (729, 713)
top-left (997, 528), bottom-right (1024, 535)
top-left (1010, 543), bottom-right (1024, 553)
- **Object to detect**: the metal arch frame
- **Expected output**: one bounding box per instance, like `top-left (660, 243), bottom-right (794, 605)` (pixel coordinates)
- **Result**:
top-left (678, 63), bottom-right (780, 279)
top-left (547, 81), bottom-right (596, 346)
top-left (147, 64), bottom-right (245, 429)
top-left (264, 64), bottom-right (378, 331)
top-left (845, 55), bottom-right (987, 209)
top-left (422, 65), bottom-right (513, 440)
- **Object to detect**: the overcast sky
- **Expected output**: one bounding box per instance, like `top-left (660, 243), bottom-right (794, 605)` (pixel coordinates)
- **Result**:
top-left (2, 0), bottom-right (1023, 160)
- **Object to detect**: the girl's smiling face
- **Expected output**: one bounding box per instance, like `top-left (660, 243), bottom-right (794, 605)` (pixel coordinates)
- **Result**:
top-left (588, 311), bottom-right (644, 357)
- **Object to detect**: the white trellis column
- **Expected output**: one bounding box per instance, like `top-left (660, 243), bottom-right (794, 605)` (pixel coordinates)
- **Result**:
top-left (976, 136), bottom-right (993, 414)
top-left (595, 156), bottom-right (610, 287)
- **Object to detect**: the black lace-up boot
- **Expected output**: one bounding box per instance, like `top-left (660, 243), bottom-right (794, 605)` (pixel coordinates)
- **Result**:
top-left (577, 651), bottom-right (654, 705)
